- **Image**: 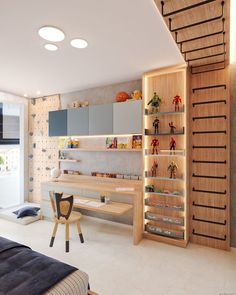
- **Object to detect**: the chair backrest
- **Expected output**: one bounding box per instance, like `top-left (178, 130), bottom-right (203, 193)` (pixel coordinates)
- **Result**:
top-left (49, 191), bottom-right (74, 220)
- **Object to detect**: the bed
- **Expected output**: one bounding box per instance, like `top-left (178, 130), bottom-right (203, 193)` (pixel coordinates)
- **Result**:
top-left (0, 236), bottom-right (97, 295)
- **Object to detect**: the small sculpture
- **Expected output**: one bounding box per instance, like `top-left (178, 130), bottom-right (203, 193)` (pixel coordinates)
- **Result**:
top-left (148, 92), bottom-right (162, 114)
top-left (152, 117), bottom-right (160, 134)
top-left (167, 161), bottom-right (178, 179)
top-left (173, 95), bottom-right (182, 112)
top-left (169, 122), bottom-right (176, 134)
top-left (151, 160), bottom-right (158, 177)
top-left (169, 137), bottom-right (176, 154)
top-left (131, 90), bottom-right (142, 100)
top-left (151, 138), bottom-right (159, 154)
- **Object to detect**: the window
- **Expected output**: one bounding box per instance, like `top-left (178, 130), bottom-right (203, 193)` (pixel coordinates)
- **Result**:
top-left (0, 103), bottom-right (20, 144)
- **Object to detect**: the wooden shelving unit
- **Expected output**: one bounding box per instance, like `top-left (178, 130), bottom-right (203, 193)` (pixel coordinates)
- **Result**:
top-left (143, 64), bottom-right (188, 247)
top-left (59, 148), bottom-right (142, 152)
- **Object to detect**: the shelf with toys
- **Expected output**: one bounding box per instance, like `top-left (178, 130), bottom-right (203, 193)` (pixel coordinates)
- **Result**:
top-left (142, 64), bottom-right (188, 247)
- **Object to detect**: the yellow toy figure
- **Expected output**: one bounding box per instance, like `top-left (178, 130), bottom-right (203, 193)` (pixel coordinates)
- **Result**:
top-left (167, 161), bottom-right (178, 179)
top-left (131, 90), bottom-right (142, 100)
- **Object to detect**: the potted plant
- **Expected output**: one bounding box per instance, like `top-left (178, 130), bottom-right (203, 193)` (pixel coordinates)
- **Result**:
top-left (0, 156), bottom-right (5, 172)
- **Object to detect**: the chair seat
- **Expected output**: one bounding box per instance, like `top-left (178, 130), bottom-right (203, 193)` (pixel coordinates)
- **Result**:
top-left (55, 212), bottom-right (82, 224)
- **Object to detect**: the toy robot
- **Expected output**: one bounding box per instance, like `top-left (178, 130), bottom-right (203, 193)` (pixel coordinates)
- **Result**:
top-left (151, 160), bottom-right (158, 177)
top-left (169, 122), bottom-right (176, 134)
top-left (153, 117), bottom-right (160, 134)
top-left (169, 137), bottom-right (176, 154)
top-left (151, 138), bottom-right (159, 154)
top-left (167, 161), bottom-right (178, 179)
top-left (173, 95), bottom-right (182, 112)
top-left (148, 92), bottom-right (162, 114)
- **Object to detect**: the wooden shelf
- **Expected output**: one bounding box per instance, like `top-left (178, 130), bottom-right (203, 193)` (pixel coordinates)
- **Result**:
top-left (143, 232), bottom-right (187, 248)
top-left (144, 191), bottom-right (184, 198)
top-left (59, 148), bottom-right (142, 152)
top-left (145, 131), bottom-right (184, 136)
top-left (145, 108), bottom-right (185, 116)
top-left (73, 195), bottom-right (133, 216)
top-left (145, 176), bottom-right (184, 182)
top-left (58, 159), bottom-right (80, 163)
top-left (145, 150), bottom-right (185, 157)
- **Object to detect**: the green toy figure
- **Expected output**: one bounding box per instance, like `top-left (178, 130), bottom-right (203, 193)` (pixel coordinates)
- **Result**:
top-left (148, 92), bottom-right (162, 114)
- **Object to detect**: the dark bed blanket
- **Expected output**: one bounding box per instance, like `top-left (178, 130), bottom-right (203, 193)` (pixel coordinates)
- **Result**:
top-left (0, 236), bottom-right (77, 295)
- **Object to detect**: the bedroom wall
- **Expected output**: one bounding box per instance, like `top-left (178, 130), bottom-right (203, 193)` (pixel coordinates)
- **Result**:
top-left (230, 63), bottom-right (236, 247)
top-left (28, 79), bottom-right (142, 224)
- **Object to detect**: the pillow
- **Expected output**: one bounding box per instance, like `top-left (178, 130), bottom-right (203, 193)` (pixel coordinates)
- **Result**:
top-left (13, 206), bottom-right (40, 219)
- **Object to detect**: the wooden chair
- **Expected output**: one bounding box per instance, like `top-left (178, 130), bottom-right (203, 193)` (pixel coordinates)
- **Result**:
top-left (49, 191), bottom-right (84, 252)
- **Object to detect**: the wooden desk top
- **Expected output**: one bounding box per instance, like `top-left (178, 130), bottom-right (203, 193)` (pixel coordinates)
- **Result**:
top-left (42, 175), bottom-right (142, 196)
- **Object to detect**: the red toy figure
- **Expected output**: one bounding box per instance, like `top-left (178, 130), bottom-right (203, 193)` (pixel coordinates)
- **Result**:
top-left (169, 137), bottom-right (176, 154)
top-left (173, 95), bottom-right (182, 112)
top-left (151, 138), bottom-right (159, 154)
top-left (169, 121), bottom-right (176, 134)
top-left (151, 160), bottom-right (158, 177)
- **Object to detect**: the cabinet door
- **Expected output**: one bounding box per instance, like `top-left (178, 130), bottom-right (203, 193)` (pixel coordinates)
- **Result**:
top-left (113, 100), bottom-right (142, 134)
top-left (67, 108), bottom-right (89, 136)
top-left (89, 104), bottom-right (113, 135)
top-left (48, 110), bottom-right (67, 136)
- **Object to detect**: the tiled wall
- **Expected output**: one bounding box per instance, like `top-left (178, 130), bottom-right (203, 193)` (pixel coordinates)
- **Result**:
top-left (230, 63), bottom-right (236, 247)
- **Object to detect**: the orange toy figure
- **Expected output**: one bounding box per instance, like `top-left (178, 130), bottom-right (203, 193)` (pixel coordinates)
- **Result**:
top-left (173, 95), bottom-right (182, 112)
top-left (169, 137), bottom-right (176, 155)
top-left (151, 138), bottom-right (159, 154)
top-left (169, 121), bottom-right (176, 134)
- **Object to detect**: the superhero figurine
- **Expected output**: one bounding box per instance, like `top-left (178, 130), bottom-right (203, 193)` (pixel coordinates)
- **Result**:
top-left (169, 122), bottom-right (176, 134)
top-left (151, 160), bottom-right (158, 177)
top-left (148, 92), bottom-right (162, 114)
top-left (173, 95), bottom-right (182, 112)
top-left (151, 138), bottom-right (159, 154)
top-left (167, 161), bottom-right (178, 179)
top-left (169, 137), bottom-right (176, 154)
top-left (153, 117), bottom-right (160, 134)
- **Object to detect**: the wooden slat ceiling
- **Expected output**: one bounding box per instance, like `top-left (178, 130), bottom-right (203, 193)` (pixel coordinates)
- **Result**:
top-left (154, 0), bottom-right (230, 73)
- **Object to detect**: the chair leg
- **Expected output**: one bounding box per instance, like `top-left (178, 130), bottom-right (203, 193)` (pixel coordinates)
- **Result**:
top-left (77, 221), bottom-right (84, 243)
top-left (49, 222), bottom-right (58, 247)
top-left (65, 223), bottom-right (70, 252)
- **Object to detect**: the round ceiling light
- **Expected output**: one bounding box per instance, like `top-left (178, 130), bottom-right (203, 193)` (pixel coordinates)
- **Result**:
top-left (38, 26), bottom-right (65, 42)
top-left (70, 38), bottom-right (88, 49)
top-left (44, 44), bottom-right (58, 51)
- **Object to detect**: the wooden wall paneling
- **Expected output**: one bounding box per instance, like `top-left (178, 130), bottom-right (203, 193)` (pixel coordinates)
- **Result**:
top-left (154, 0), bottom-right (230, 249)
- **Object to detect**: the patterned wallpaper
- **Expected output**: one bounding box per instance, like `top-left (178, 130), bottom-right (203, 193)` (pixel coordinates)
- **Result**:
top-left (28, 95), bottom-right (60, 203)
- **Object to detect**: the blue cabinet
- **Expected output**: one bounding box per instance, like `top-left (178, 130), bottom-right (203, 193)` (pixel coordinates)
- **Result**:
top-left (48, 110), bottom-right (67, 136)
top-left (113, 100), bottom-right (142, 134)
top-left (89, 104), bottom-right (113, 135)
top-left (67, 108), bottom-right (89, 136)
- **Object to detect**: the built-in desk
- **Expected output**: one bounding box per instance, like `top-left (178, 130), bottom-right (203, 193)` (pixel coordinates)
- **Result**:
top-left (41, 176), bottom-right (143, 245)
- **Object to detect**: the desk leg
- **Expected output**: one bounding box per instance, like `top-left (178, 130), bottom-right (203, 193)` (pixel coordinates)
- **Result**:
top-left (133, 192), bottom-right (143, 245)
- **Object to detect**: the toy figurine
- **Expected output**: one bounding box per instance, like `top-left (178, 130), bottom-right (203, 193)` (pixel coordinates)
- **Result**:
top-left (151, 138), bottom-right (159, 154)
top-left (151, 160), bottom-right (158, 177)
top-left (173, 95), bottom-right (182, 112)
top-left (167, 161), bottom-right (178, 179)
top-left (148, 92), bottom-right (162, 114)
top-left (153, 117), bottom-right (160, 134)
top-left (169, 137), bottom-right (176, 154)
top-left (169, 122), bottom-right (176, 134)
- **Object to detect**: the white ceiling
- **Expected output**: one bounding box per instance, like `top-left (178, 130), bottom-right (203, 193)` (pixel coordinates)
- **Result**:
top-left (0, 0), bottom-right (184, 98)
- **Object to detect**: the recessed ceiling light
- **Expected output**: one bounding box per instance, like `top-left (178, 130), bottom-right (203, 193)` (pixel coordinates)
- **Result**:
top-left (23, 94), bottom-right (28, 97)
top-left (36, 91), bottom-right (41, 95)
top-left (44, 44), bottom-right (58, 51)
top-left (38, 26), bottom-right (65, 42)
top-left (70, 38), bottom-right (88, 49)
